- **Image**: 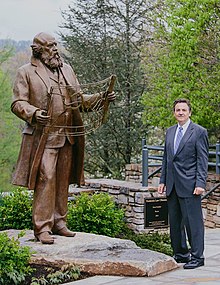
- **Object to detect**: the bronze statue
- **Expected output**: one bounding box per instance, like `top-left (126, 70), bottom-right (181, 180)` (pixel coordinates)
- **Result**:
top-left (11, 32), bottom-right (115, 244)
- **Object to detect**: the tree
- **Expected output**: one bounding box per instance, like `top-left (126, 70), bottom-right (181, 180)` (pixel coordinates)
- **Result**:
top-left (0, 40), bottom-right (31, 83)
top-left (59, 0), bottom-right (155, 177)
top-left (0, 48), bottom-right (22, 191)
top-left (142, 0), bottom-right (220, 142)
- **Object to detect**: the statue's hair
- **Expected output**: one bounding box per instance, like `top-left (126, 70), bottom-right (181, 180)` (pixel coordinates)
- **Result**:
top-left (31, 32), bottom-right (56, 58)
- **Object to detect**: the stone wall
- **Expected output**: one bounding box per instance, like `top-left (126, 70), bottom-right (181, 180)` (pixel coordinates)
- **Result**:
top-left (124, 164), bottom-right (220, 229)
top-left (69, 164), bottom-right (220, 232)
top-left (202, 173), bottom-right (220, 228)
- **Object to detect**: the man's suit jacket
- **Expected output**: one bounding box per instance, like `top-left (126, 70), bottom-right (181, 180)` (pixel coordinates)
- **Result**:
top-left (160, 121), bottom-right (209, 198)
top-left (11, 57), bottom-right (103, 188)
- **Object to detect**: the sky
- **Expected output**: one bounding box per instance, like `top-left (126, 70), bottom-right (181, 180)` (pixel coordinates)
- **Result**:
top-left (0, 0), bottom-right (72, 41)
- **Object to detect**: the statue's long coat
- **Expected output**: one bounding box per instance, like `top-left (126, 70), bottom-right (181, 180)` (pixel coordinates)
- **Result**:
top-left (11, 57), bottom-right (90, 188)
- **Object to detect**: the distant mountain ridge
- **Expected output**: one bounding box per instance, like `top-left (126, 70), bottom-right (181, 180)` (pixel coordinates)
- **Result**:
top-left (0, 39), bottom-right (31, 52)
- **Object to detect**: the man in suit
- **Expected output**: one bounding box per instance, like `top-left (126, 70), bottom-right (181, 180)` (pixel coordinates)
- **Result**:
top-left (11, 32), bottom-right (115, 244)
top-left (158, 98), bottom-right (209, 269)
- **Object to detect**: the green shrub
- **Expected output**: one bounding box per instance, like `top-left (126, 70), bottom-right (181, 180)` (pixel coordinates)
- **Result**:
top-left (0, 188), bottom-right (32, 230)
top-left (0, 231), bottom-right (33, 285)
top-left (67, 192), bottom-right (125, 237)
top-left (30, 264), bottom-right (81, 285)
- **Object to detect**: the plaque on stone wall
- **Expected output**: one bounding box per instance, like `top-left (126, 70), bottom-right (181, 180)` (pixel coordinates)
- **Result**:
top-left (144, 197), bottom-right (168, 228)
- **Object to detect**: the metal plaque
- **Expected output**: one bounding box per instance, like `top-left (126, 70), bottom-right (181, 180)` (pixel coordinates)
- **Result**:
top-left (144, 197), bottom-right (169, 228)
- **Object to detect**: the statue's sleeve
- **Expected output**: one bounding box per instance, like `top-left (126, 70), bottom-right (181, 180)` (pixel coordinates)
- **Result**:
top-left (11, 66), bottom-right (39, 124)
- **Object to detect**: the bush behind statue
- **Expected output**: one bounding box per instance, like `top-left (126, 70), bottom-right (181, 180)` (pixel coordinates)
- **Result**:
top-left (0, 188), bottom-right (32, 230)
top-left (0, 189), bottom-right (125, 237)
top-left (67, 192), bottom-right (125, 237)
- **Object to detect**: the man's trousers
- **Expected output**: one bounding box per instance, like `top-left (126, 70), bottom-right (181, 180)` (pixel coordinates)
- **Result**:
top-left (167, 188), bottom-right (204, 260)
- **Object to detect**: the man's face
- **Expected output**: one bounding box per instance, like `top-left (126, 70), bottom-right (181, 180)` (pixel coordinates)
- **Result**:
top-left (41, 39), bottom-right (62, 69)
top-left (173, 102), bottom-right (191, 126)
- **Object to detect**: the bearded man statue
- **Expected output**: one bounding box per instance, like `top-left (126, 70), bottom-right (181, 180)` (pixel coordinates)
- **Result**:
top-left (11, 32), bottom-right (115, 244)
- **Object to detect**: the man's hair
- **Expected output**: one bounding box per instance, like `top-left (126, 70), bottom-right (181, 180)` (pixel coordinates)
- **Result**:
top-left (173, 98), bottom-right (192, 112)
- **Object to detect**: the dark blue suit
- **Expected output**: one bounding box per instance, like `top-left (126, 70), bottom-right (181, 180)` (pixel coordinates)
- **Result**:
top-left (160, 121), bottom-right (209, 260)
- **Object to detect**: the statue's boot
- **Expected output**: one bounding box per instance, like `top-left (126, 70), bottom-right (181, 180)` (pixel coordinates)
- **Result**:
top-left (52, 227), bottom-right (76, 237)
top-left (35, 232), bottom-right (54, 244)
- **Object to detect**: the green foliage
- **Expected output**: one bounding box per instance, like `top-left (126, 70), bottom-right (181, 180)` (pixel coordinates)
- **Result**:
top-left (0, 231), bottom-right (33, 285)
top-left (59, 0), bottom-right (151, 177)
top-left (0, 188), bottom-right (32, 230)
top-left (120, 226), bottom-right (173, 256)
top-left (67, 192), bottom-right (125, 237)
top-left (142, 0), bottom-right (220, 140)
top-left (0, 48), bottom-right (22, 192)
top-left (30, 264), bottom-right (81, 285)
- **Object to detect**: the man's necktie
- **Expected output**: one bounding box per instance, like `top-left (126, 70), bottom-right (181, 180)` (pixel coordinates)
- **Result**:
top-left (174, 127), bottom-right (183, 154)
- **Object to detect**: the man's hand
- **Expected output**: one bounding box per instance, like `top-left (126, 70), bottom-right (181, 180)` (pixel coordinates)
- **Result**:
top-left (193, 187), bottom-right (205, 195)
top-left (158, 183), bottom-right (165, 195)
top-left (106, 91), bottom-right (116, 102)
top-left (35, 110), bottom-right (50, 126)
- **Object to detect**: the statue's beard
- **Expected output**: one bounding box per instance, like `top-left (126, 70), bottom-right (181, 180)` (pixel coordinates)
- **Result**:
top-left (41, 52), bottom-right (63, 69)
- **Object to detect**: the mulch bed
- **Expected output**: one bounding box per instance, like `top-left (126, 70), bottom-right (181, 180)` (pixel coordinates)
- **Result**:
top-left (21, 264), bottom-right (93, 285)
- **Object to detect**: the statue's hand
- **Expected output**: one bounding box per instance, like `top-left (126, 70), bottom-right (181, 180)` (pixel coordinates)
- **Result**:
top-left (35, 110), bottom-right (50, 126)
top-left (106, 91), bottom-right (116, 102)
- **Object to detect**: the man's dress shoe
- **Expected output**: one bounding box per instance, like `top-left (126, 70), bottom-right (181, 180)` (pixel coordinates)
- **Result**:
top-left (36, 232), bottom-right (54, 244)
top-left (183, 258), bottom-right (204, 269)
top-left (53, 227), bottom-right (76, 237)
top-left (174, 256), bottom-right (191, 263)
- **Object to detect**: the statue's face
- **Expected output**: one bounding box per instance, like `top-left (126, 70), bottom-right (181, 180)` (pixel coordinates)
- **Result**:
top-left (43, 38), bottom-right (58, 58)
top-left (40, 36), bottom-right (63, 69)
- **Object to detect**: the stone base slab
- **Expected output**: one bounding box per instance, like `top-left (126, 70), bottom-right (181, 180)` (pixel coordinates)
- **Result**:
top-left (3, 229), bottom-right (178, 277)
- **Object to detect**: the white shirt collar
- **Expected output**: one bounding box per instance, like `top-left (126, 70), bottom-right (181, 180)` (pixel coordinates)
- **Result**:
top-left (177, 119), bottom-right (191, 134)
